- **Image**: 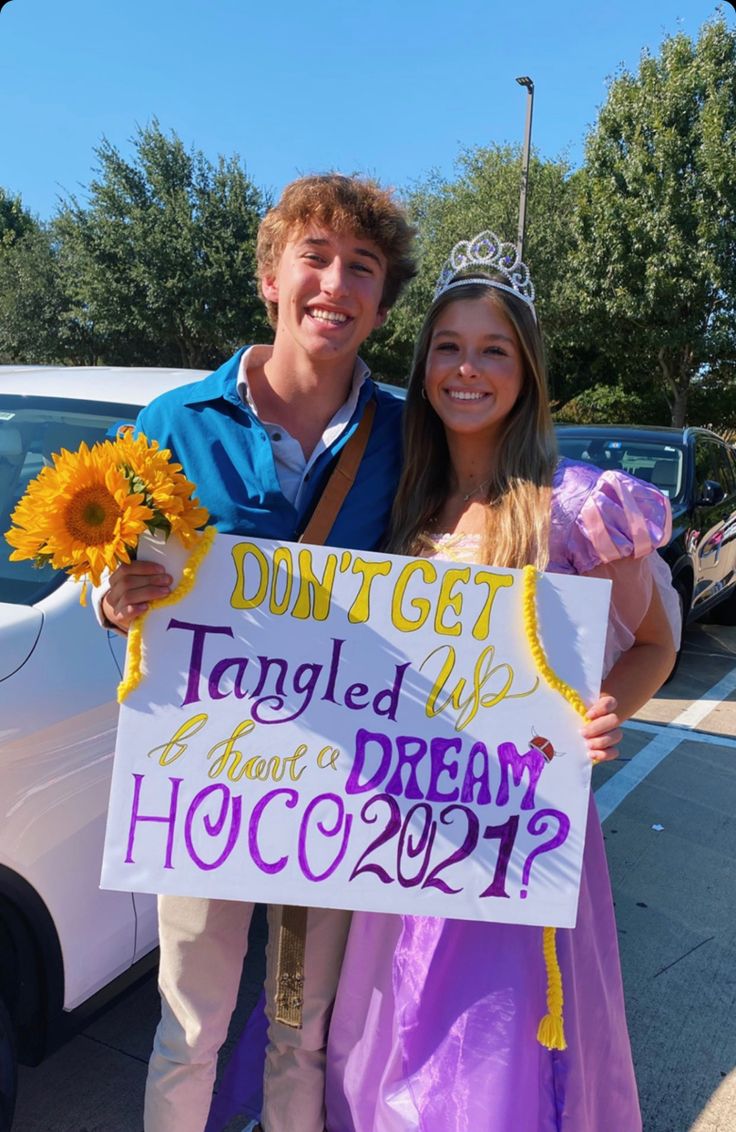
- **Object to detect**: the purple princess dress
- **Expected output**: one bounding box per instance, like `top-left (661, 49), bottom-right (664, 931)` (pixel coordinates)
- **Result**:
top-left (324, 460), bottom-right (679, 1132)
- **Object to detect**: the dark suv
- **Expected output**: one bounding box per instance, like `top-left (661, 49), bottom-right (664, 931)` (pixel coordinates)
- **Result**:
top-left (556, 426), bottom-right (736, 641)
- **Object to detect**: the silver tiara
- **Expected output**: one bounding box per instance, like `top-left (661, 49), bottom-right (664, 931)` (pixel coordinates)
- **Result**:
top-left (433, 231), bottom-right (536, 311)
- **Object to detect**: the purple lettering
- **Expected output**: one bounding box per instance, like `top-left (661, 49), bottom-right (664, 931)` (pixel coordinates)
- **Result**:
top-left (298, 793), bottom-right (353, 882)
top-left (251, 655), bottom-right (288, 698)
top-left (496, 743), bottom-right (545, 810)
top-left (344, 682), bottom-right (370, 709)
top-left (480, 814), bottom-right (520, 899)
top-left (345, 729), bottom-right (392, 794)
top-left (461, 741), bottom-right (493, 805)
top-left (372, 662), bottom-right (410, 721)
top-left (167, 619), bottom-right (234, 706)
top-left (125, 773), bottom-right (182, 869)
top-left (385, 735), bottom-right (426, 800)
top-left (184, 784), bottom-right (242, 871)
top-left (208, 656), bottom-right (249, 700)
top-left (426, 737), bottom-right (462, 802)
top-left (248, 788), bottom-right (298, 873)
top-left (321, 638), bottom-right (346, 705)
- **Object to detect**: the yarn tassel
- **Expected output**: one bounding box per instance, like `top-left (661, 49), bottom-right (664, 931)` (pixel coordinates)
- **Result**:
top-left (536, 926), bottom-right (567, 1050)
top-left (521, 565), bottom-right (589, 1052)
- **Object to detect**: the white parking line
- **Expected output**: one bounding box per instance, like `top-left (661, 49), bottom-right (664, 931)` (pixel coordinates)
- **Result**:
top-left (622, 718), bottom-right (736, 750)
top-left (594, 666), bottom-right (736, 821)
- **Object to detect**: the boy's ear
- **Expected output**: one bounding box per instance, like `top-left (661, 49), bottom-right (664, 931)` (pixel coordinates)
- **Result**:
top-left (373, 306), bottom-right (388, 330)
top-left (261, 272), bottom-right (279, 303)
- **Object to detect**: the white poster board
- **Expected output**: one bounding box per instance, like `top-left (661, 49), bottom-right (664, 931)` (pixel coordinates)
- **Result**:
top-left (101, 533), bottom-right (610, 928)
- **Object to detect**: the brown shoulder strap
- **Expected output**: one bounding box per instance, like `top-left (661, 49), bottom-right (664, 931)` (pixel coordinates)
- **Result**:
top-left (298, 396), bottom-right (376, 546)
top-left (275, 395), bottom-right (377, 1029)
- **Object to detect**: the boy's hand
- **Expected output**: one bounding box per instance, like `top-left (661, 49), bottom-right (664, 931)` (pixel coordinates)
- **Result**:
top-left (580, 694), bottom-right (623, 764)
top-left (102, 560), bottom-right (172, 632)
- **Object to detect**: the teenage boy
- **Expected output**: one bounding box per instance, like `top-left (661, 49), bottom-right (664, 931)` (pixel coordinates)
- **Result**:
top-left (100, 174), bottom-right (416, 1132)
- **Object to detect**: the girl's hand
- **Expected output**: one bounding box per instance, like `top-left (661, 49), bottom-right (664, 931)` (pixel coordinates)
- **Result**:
top-left (580, 694), bottom-right (623, 764)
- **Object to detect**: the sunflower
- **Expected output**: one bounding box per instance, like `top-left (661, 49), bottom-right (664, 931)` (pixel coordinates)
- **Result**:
top-left (5, 433), bottom-right (209, 601)
top-left (6, 442), bottom-right (153, 590)
top-left (114, 431), bottom-right (209, 546)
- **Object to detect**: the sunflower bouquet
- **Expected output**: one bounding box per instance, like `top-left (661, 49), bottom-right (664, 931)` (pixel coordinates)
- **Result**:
top-left (4, 430), bottom-right (210, 603)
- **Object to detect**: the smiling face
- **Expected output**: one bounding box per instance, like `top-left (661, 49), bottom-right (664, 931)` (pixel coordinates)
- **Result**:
top-left (424, 295), bottom-right (525, 446)
top-left (260, 227), bottom-right (388, 370)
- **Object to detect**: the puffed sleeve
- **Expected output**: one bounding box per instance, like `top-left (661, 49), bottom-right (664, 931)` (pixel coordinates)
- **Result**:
top-left (552, 463), bottom-right (680, 674)
top-left (567, 468), bottom-right (672, 572)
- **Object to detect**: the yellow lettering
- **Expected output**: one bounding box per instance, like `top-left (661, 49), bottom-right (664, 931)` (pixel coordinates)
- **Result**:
top-left (230, 542), bottom-right (269, 610)
top-left (471, 570), bottom-right (514, 640)
top-left (148, 713), bottom-right (209, 766)
top-left (434, 566), bottom-right (471, 636)
top-left (284, 745), bottom-right (308, 780)
top-left (243, 756), bottom-right (270, 781)
top-left (422, 645), bottom-right (464, 718)
top-left (317, 744), bottom-right (340, 770)
top-left (207, 719), bottom-right (256, 780)
top-left (292, 549), bottom-right (338, 621)
top-left (421, 645), bottom-right (537, 731)
top-left (269, 546), bottom-right (295, 615)
top-left (392, 559), bottom-right (437, 631)
top-left (347, 557), bottom-right (393, 623)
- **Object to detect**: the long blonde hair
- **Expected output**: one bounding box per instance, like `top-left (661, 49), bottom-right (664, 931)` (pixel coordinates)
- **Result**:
top-left (387, 279), bottom-right (557, 570)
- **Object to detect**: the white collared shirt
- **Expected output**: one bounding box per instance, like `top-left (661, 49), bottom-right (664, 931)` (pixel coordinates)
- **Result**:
top-left (236, 345), bottom-right (371, 509)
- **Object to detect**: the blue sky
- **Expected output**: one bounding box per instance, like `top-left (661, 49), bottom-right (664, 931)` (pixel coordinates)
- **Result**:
top-left (1, 0), bottom-right (732, 220)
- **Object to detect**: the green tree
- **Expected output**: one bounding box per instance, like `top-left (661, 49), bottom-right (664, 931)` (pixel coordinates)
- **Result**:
top-left (56, 121), bottom-right (271, 368)
top-left (576, 16), bottom-right (736, 426)
top-left (362, 144), bottom-right (581, 398)
top-left (554, 382), bottom-right (669, 425)
top-left (0, 226), bottom-right (96, 364)
top-left (0, 188), bottom-right (36, 250)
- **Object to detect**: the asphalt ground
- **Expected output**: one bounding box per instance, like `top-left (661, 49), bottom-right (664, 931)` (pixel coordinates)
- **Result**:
top-left (13, 620), bottom-right (736, 1132)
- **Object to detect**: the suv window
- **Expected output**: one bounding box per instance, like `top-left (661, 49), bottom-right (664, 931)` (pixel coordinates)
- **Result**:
top-left (0, 396), bottom-right (138, 606)
top-left (556, 434), bottom-right (685, 500)
top-left (694, 437), bottom-right (735, 501)
top-left (716, 444), bottom-right (736, 497)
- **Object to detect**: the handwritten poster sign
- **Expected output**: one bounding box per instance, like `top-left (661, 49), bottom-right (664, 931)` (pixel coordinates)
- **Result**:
top-left (101, 534), bottom-right (610, 928)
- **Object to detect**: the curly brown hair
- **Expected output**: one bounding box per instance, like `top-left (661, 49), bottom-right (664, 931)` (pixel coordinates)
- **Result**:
top-left (256, 173), bottom-right (416, 326)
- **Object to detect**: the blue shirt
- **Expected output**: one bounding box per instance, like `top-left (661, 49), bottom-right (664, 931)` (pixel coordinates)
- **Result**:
top-left (136, 347), bottom-right (404, 550)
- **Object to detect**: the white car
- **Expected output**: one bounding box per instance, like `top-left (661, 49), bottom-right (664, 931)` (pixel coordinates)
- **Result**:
top-left (0, 365), bottom-right (210, 1130)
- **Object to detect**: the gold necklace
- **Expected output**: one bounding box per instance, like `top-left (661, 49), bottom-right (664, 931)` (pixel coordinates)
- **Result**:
top-left (459, 475), bottom-right (494, 502)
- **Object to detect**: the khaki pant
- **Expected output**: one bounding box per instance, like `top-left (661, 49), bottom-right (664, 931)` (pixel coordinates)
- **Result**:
top-left (144, 895), bottom-right (352, 1132)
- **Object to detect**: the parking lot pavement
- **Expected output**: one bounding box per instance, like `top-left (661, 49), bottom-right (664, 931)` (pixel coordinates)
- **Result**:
top-left (599, 620), bottom-right (736, 1132)
top-left (13, 909), bottom-right (267, 1132)
top-left (13, 622), bottom-right (736, 1132)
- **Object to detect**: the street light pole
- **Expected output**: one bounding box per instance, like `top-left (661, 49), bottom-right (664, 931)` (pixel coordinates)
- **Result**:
top-left (515, 76), bottom-right (534, 259)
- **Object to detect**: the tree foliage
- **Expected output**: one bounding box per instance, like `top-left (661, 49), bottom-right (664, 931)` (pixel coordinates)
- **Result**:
top-left (0, 226), bottom-right (94, 364)
top-left (363, 145), bottom-right (582, 395)
top-left (55, 121), bottom-right (271, 368)
top-left (555, 382), bottom-right (669, 425)
top-left (575, 17), bottom-right (736, 426)
top-left (0, 188), bottom-right (36, 250)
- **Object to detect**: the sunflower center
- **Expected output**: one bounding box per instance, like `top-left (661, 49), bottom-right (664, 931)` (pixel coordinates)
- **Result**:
top-left (63, 485), bottom-right (120, 544)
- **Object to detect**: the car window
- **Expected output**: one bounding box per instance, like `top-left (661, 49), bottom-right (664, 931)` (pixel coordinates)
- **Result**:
top-left (715, 444), bottom-right (736, 496)
top-left (0, 396), bottom-right (139, 606)
top-left (556, 435), bottom-right (685, 500)
top-left (693, 437), bottom-right (735, 500)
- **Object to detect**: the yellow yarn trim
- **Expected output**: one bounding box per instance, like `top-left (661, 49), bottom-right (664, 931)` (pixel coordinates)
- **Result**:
top-left (521, 564), bottom-right (590, 1052)
top-left (537, 926), bottom-right (567, 1050)
top-left (117, 525), bottom-right (217, 704)
top-left (521, 564), bottom-right (588, 719)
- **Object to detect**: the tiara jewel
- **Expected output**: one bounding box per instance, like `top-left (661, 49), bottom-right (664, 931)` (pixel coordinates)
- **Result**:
top-left (433, 230), bottom-right (536, 310)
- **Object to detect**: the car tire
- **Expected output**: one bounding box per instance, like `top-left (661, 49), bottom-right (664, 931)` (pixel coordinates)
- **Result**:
top-left (710, 585), bottom-right (736, 627)
top-left (0, 995), bottom-right (16, 1132)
